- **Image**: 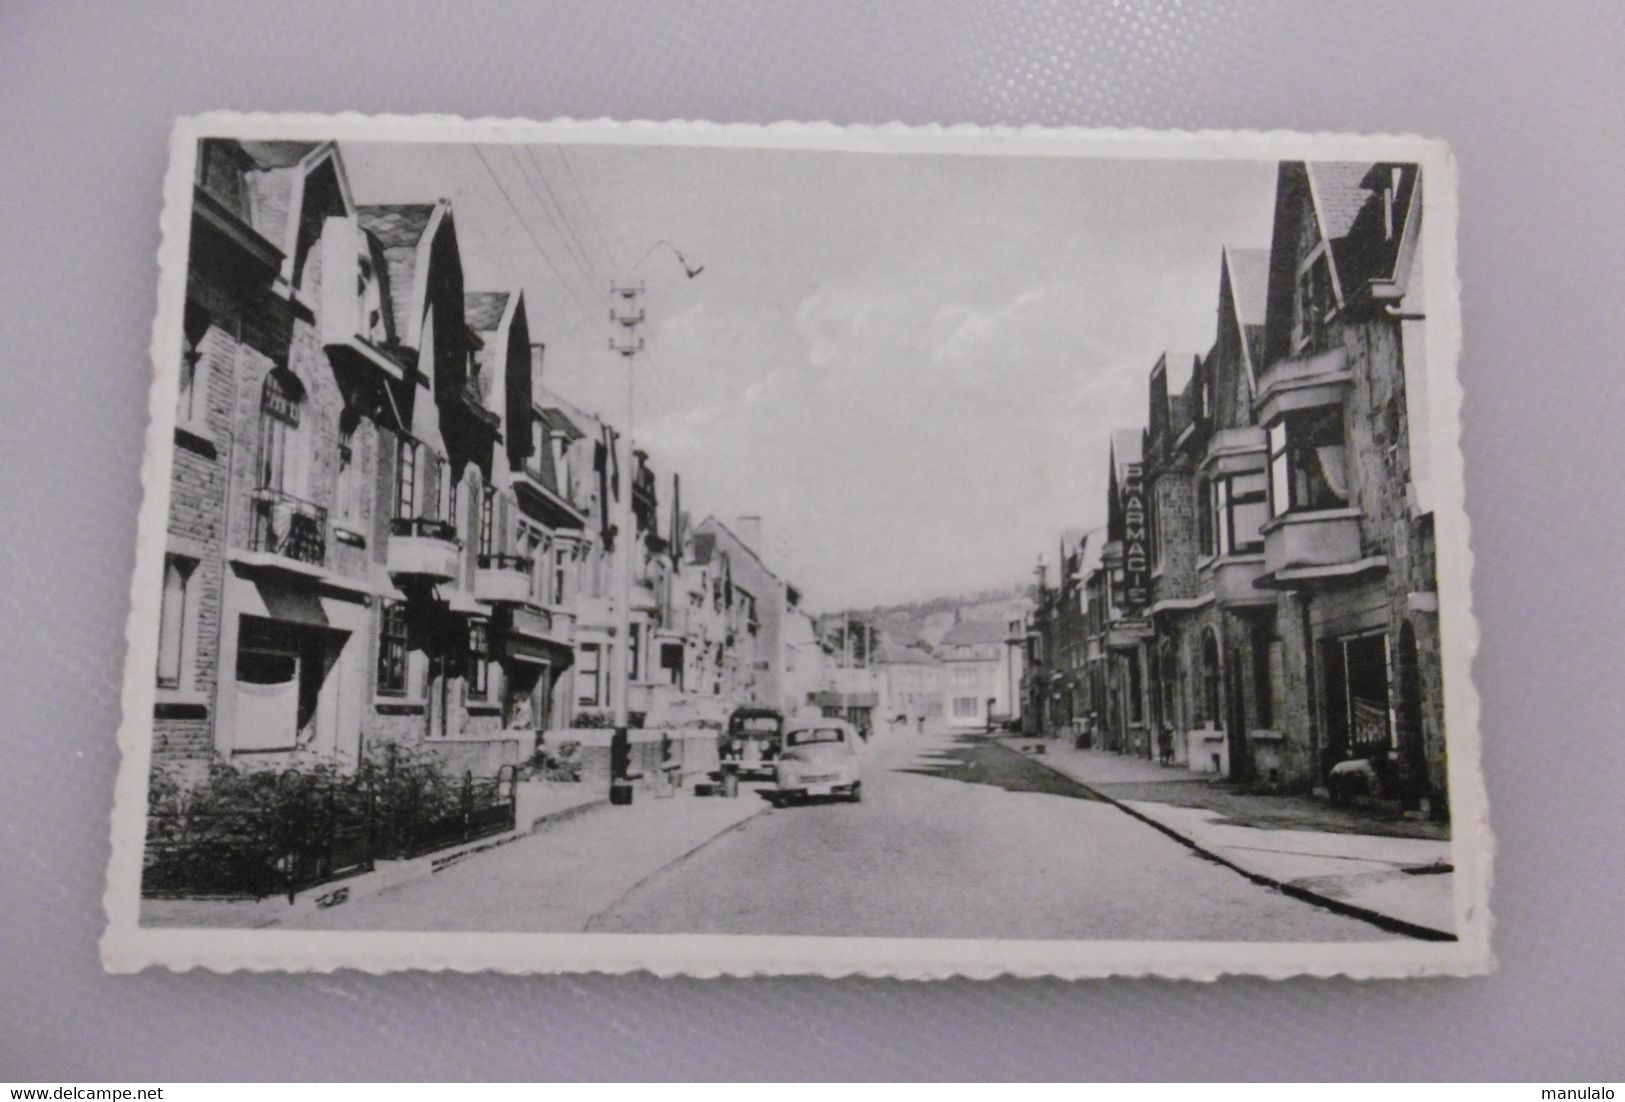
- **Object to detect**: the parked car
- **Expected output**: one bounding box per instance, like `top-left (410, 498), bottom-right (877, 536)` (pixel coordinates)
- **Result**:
top-left (768, 718), bottom-right (862, 806)
top-left (719, 706), bottom-right (784, 782)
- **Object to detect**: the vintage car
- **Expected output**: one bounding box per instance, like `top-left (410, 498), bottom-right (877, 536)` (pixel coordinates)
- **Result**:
top-left (768, 718), bottom-right (862, 805)
top-left (718, 706), bottom-right (785, 782)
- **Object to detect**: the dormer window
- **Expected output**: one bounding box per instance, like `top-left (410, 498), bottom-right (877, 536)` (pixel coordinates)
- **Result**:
top-left (357, 254), bottom-right (385, 343)
top-left (1294, 251), bottom-right (1335, 353)
top-left (1267, 407), bottom-right (1350, 517)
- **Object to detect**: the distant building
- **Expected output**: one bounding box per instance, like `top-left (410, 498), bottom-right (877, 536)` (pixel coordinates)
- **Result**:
top-left (938, 620), bottom-right (1016, 728)
top-left (873, 643), bottom-right (945, 727)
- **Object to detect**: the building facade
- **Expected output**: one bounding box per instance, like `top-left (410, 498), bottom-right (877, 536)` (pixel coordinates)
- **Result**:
top-left (1055, 159), bottom-right (1444, 816)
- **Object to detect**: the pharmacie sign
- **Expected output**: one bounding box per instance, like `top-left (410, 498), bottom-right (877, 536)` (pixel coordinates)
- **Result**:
top-left (1120, 462), bottom-right (1150, 609)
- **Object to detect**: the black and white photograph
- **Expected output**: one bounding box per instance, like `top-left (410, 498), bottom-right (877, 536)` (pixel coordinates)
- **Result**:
top-left (101, 114), bottom-right (1487, 978)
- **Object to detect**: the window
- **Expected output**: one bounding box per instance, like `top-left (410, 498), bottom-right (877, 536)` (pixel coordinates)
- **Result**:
top-left (953, 696), bottom-right (979, 718)
top-left (1267, 408), bottom-right (1350, 517)
top-left (1200, 631), bottom-right (1221, 727)
top-left (444, 473), bottom-right (461, 538)
top-left (394, 436), bottom-right (418, 520)
top-left (553, 544), bottom-right (568, 605)
top-left (467, 619), bottom-right (490, 700)
top-left (1196, 478), bottom-right (1214, 557)
top-left (1250, 626), bottom-right (1282, 730)
top-left (660, 642), bottom-right (684, 689)
top-left (576, 643), bottom-right (602, 707)
top-left (1211, 471), bottom-right (1269, 555)
top-left (357, 253), bottom-right (385, 342)
top-left (178, 304), bottom-right (210, 426)
top-left (156, 554), bottom-right (197, 689)
top-left (257, 369), bottom-right (303, 494)
top-left (628, 623), bottom-right (642, 683)
top-left (336, 409), bottom-right (362, 531)
top-left (1295, 253), bottom-right (1335, 352)
top-left (478, 487), bottom-right (496, 557)
top-left (376, 601), bottom-right (409, 696)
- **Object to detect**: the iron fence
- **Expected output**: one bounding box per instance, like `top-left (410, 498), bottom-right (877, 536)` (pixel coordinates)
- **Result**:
top-left (142, 763), bottom-right (518, 902)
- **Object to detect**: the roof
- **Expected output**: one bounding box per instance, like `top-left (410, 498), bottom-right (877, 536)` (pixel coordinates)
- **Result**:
top-left (874, 643), bottom-right (939, 665)
top-left (236, 141), bottom-right (321, 170)
top-left (1162, 351), bottom-right (1197, 397)
top-left (539, 405), bottom-right (585, 442)
top-left (359, 204), bottom-right (442, 344)
top-left (1110, 428), bottom-right (1143, 480)
top-left (1307, 162), bottom-right (1374, 241)
top-left (1224, 247), bottom-right (1271, 327)
top-left (939, 620), bottom-right (1009, 646)
top-left (1075, 525), bottom-right (1109, 578)
top-left (357, 204), bottom-right (437, 249)
top-left (463, 291), bottom-right (510, 333)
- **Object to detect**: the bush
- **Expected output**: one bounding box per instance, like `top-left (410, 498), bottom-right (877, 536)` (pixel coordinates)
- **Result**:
top-left (522, 738), bottom-right (582, 783)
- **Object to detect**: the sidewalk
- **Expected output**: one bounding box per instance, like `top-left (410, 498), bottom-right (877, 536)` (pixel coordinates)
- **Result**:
top-left (139, 780), bottom-right (608, 930)
top-left (994, 735), bottom-right (1457, 939)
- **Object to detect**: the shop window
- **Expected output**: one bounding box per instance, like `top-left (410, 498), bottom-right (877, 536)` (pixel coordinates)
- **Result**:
top-left (467, 619), bottom-right (490, 701)
top-left (1267, 407), bottom-right (1350, 518)
top-left (156, 554), bottom-right (198, 690)
top-left (953, 696), bottom-right (979, 719)
top-left (576, 643), bottom-right (602, 707)
top-left (376, 601), bottom-right (409, 696)
top-left (1212, 471), bottom-right (1269, 555)
top-left (1125, 651), bottom-right (1144, 725)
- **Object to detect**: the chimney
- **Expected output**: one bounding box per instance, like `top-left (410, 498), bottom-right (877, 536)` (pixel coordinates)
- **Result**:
top-left (736, 515), bottom-right (763, 554)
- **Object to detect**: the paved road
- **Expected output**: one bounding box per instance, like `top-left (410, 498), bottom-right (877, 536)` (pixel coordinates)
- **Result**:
top-left (588, 730), bottom-right (1397, 941)
top-left (287, 728), bottom-right (1396, 940)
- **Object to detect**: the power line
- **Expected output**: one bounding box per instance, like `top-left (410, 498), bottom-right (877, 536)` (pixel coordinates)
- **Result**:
top-left (469, 144), bottom-right (599, 324)
top-left (515, 146), bottom-right (609, 301)
top-left (555, 145), bottom-right (624, 279)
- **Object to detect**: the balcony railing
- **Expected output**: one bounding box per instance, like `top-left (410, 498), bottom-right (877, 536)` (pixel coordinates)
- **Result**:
top-left (390, 517), bottom-right (458, 542)
top-left (474, 553), bottom-right (533, 605)
top-left (387, 516), bottom-right (461, 583)
top-left (250, 488), bottom-right (327, 566)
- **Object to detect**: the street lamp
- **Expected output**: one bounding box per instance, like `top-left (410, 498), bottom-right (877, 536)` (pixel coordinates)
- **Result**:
top-left (606, 244), bottom-right (703, 804)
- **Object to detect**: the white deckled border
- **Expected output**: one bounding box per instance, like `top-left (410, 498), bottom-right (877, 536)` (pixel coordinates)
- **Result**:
top-left (103, 111), bottom-right (1491, 980)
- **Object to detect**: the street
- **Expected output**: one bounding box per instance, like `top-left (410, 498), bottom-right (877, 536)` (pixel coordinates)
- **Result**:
top-left (290, 728), bottom-right (1396, 941)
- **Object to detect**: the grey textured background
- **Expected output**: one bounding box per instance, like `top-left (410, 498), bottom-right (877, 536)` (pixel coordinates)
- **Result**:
top-left (3, 0), bottom-right (1623, 1081)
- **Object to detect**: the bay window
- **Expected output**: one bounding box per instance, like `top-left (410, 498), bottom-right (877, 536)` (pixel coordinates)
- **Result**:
top-left (1267, 407), bottom-right (1350, 517)
top-left (1211, 471), bottom-right (1269, 555)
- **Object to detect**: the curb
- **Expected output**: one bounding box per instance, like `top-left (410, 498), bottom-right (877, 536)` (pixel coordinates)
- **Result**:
top-left (231, 797), bottom-right (614, 928)
top-left (985, 738), bottom-right (1457, 942)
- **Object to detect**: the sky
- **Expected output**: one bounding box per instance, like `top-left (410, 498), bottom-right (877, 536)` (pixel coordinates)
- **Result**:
top-left (342, 139), bottom-right (1277, 612)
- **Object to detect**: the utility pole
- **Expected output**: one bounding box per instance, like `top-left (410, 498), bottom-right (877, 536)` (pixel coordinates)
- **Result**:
top-left (608, 282), bottom-right (645, 743)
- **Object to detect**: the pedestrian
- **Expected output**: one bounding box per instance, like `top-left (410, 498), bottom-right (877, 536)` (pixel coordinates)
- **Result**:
top-left (1158, 723), bottom-right (1174, 766)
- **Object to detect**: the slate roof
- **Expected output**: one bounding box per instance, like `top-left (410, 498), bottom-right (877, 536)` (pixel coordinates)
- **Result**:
top-left (939, 620), bottom-right (1009, 646)
top-left (359, 204), bottom-right (440, 345)
top-left (539, 405), bottom-right (585, 442)
top-left (463, 292), bottom-right (510, 333)
top-left (358, 204), bottom-right (436, 249)
top-left (874, 643), bottom-right (939, 665)
top-left (237, 141), bottom-right (321, 170)
top-left (1225, 248), bottom-right (1271, 327)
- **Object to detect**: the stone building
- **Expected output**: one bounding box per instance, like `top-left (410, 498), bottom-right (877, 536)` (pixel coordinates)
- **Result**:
top-left (1127, 160), bottom-right (1442, 814)
top-left (938, 619), bottom-right (1015, 729)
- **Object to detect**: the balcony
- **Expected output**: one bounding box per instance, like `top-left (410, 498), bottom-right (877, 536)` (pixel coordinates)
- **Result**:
top-left (1259, 508), bottom-right (1385, 588)
top-left (497, 602), bottom-right (576, 665)
top-left (1207, 554), bottom-right (1271, 609)
top-left (474, 553), bottom-right (532, 605)
top-left (1253, 346), bottom-right (1351, 426)
top-left (248, 488), bottom-right (328, 572)
top-left (387, 517), bottom-right (460, 584)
